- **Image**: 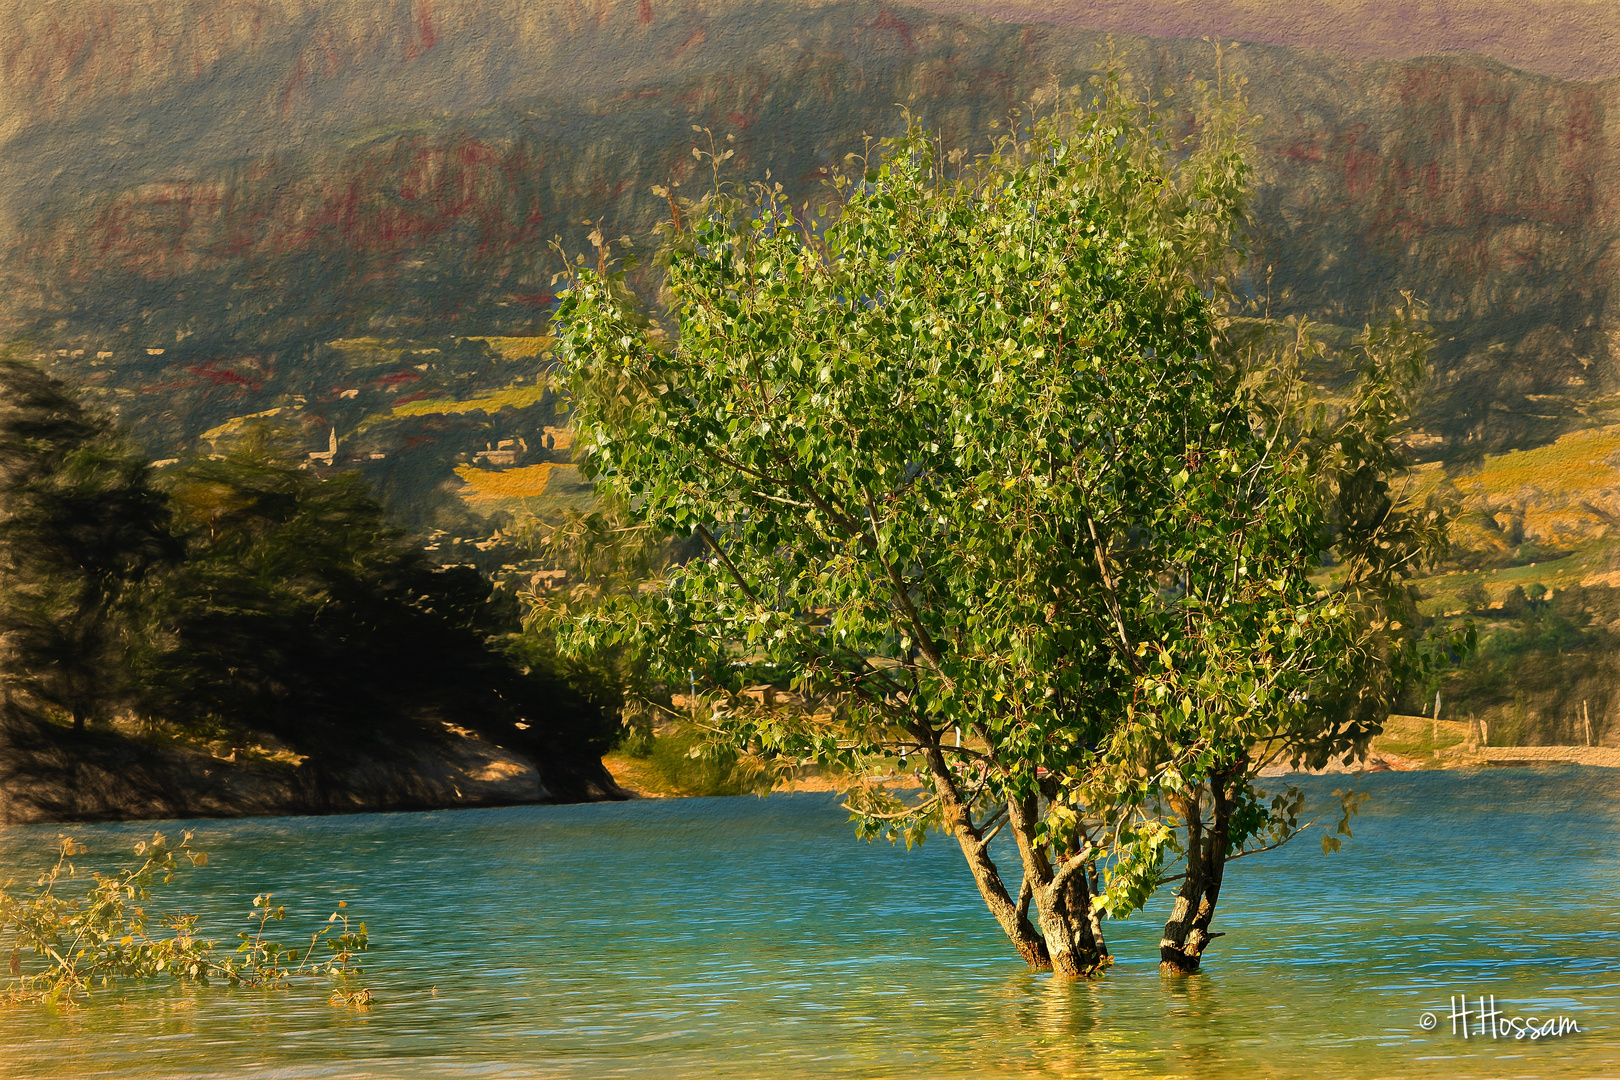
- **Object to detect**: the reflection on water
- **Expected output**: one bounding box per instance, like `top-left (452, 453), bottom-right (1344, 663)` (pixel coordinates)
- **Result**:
top-left (2, 769), bottom-right (1616, 1079)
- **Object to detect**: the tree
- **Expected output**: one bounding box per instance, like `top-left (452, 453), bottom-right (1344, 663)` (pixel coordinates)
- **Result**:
top-left (0, 358), bottom-right (176, 733)
top-left (1121, 302), bottom-right (1451, 974)
top-left (0, 357), bottom-right (625, 802)
top-left (549, 72), bottom-right (1446, 976)
top-left (516, 487), bottom-right (701, 751)
top-left (142, 431), bottom-right (620, 790)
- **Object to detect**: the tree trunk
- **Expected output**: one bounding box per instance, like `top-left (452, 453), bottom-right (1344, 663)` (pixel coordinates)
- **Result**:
top-left (71, 706), bottom-right (85, 734)
top-left (1159, 778), bottom-right (1232, 975)
top-left (915, 733), bottom-right (1051, 970)
top-left (912, 723), bottom-right (1112, 976)
top-left (1008, 793), bottom-right (1109, 977)
top-left (1063, 848), bottom-right (1111, 969)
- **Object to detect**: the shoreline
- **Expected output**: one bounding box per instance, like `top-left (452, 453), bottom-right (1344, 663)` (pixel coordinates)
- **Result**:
top-left (1260, 714), bottom-right (1620, 776)
top-left (0, 717), bottom-right (626, 825)
top-left (6, 717), bottom-right (1615, 821)
top-left (1259, 744), bottom-right (1620, 776)
top-left (605, 739), bottom-right (1620, 801)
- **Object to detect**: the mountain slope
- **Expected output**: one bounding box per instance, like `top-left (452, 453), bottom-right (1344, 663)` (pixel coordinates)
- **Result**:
top-left (5, 1), bottom-right (1620, 747)
top-left (4, 1), bottom-right (1618, 461)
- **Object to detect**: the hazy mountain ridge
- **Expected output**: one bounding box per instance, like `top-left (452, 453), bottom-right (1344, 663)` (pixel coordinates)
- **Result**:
top-left (910, 0), bottom-right (1620, 82)
top-left (1240, 51), bottom-right (1620, 449)
top-left (4, 3), bottom-right (1618, 466)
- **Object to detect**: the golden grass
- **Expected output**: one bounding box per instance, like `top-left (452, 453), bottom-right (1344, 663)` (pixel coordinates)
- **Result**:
top-left (454, 462), bottom-right (563, 499)
top-left (391, 382), bottom-right (548, 418)
top-left (454, 461), bottom-right (598, 516)
top-left (1456, 426), bottom-right (1620, 498)
top-left (1397, 459), bottom-right (1447, 504)
top-left (200, 406), bottom-right (293, 442)
top-left (467, 335), bottom-right (552, 362)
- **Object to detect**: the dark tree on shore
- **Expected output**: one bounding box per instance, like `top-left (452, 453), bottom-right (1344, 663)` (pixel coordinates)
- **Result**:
top-left (0, 361), bottom-right (619, 801)
top-left (142, 432), bottom-right (618, 774)
top-left (0, 358), bottom-right (176, 733)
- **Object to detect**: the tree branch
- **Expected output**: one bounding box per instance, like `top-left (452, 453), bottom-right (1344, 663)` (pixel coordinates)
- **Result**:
top-left (1225, 815), bottom-right (1325, 864)
top-left (862, 484), bottom-right (948, 671)
top-left (695, 524), bottom-right (764, 606)
top-left (974, 803), bottom-right (1009, 842)
top-left (842, 795), bottom-right (941, 822)
top-left (1084, 513), bottom-right (1143, 675)
top-left (1050, 844), bottom-right (1095, 895)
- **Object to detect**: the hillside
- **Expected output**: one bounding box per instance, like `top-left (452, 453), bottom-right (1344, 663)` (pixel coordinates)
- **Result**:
top-left (911, 0), bottom-right (1620, 81)
top-left (3, 0), bottom-right (1620, 748)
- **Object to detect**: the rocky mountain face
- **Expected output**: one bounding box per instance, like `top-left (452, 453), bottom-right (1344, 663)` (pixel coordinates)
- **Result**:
top-left (3, 1), bottom-right (1617, 458)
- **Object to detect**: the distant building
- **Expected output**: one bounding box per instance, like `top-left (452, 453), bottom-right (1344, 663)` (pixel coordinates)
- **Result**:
top-left (529, 569), bottom-right (567, 590)
top-left (309, 428), bottom-right (338, 465)
top-left (474, 438), bottom-right (523, 466)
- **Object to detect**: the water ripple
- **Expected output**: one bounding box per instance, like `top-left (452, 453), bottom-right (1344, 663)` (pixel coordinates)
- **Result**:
top-left (1, 770), bottom-right (1615, 1078)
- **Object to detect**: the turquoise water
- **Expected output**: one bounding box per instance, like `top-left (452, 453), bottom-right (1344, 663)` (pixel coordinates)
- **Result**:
top-left (2, 769), bottom-right (1617, 1079)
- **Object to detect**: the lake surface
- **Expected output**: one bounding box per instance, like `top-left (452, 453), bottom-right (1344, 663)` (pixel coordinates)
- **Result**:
top-left (2, 769), bottom-right (1616, 1079)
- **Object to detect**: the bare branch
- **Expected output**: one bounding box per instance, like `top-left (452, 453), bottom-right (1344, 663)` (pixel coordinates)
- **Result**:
top-left (842, 795), bottom-right (942, 822)
top-left (1226, 814), bottom-right (1325, 863)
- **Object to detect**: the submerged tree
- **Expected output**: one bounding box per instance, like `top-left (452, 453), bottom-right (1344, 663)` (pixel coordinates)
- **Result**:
top-left (1107, 302), bottom-right (1451, 974)
top-left (551, 72), bottom-right (1446, 975)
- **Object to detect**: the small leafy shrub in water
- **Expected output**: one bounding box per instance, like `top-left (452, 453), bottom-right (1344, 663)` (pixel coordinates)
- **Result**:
top-left (1, 831), bottom-right (369, 1006)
